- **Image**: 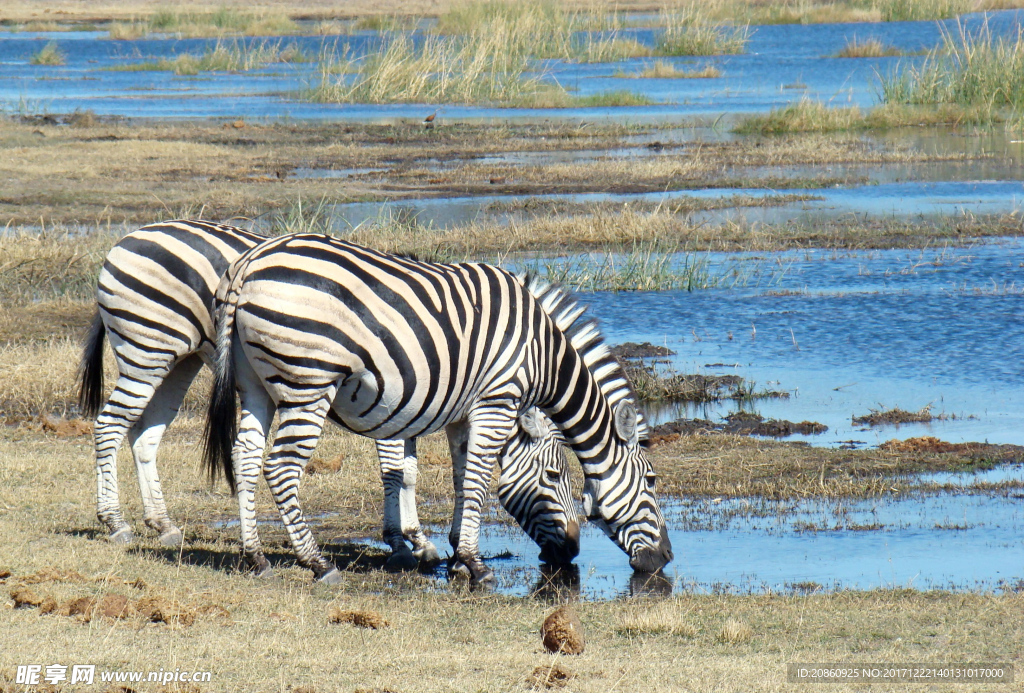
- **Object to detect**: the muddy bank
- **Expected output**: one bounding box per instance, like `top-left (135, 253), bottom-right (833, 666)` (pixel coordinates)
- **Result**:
top-left (650, 412), bottom-right (827, 444)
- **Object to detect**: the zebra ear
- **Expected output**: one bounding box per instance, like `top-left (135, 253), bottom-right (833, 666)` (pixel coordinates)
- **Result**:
top-left (518, 407), bottom-right (546, 440)
top-left (613, 400), bottom-right (639, 445)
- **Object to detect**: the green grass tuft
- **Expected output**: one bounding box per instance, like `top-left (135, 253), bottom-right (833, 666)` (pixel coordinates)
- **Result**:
top-left (29, 42), bottom-right (64, 66)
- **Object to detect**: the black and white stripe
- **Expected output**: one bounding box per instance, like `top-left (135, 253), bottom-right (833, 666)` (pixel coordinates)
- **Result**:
top-left (79, 220), bottom-right (577, 569)
top-left (204, 233), bottom-right (671, 584)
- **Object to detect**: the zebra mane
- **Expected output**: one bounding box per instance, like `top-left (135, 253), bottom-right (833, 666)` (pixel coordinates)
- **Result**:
top-left (518, 272), bottom-right (648, 441)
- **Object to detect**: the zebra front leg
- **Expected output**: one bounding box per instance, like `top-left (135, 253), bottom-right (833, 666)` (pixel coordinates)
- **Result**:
top-left (127, 355), bottom-right (203, 546)
top-left (265, 401), bottom-right (339, 584)
top-left (377, 438), bottom-right (418, 572)
top-left (452, 408), bottom-right (518, 585)
top-left (94, 372), bottom-right (165, 543)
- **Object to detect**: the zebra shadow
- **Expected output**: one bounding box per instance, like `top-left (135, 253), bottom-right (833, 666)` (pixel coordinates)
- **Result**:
top-left (132, 539), bottom-right (392, 576)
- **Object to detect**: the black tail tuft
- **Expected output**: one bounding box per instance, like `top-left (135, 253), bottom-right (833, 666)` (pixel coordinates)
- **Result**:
top-left (77, 312), bottom-right (106, 419)
top-left (203, 309), bottom-right (238, 492)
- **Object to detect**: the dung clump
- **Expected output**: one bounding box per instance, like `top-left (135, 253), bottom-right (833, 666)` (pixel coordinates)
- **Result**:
top-left (541, 606), bottom-right (585, 655)
top-left (66, 596), bottom-right (96, 619)
top-left (135, 597), bottom-right (196, 626)
top-left (10, 588), bottom-right (44, 608)
top-left (306, 454), bottom-right (344, 475)
top-left (328, 607), bottom-right (388, 629)
top-left (527, 663), bottom-right (576, 688)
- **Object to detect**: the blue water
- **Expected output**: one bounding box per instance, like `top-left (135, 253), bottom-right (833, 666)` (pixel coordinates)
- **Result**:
top-left (2, 10), bottom-right (1022, 120)
top-left (567, 241), bottom-right (1024, 447)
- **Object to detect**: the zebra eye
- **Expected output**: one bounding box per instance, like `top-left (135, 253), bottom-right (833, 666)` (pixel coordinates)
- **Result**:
top-left (645, 474), bottom-right (656, 490)
top-left (545, 468), bottom-right (562, 483)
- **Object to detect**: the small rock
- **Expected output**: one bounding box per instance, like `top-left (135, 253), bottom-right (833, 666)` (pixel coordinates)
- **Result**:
top-left (541, 606), bottom-right (585, 655)
top-left (11, 588), bottom-right (44, 608)
top-left (527, 663), bottom-right (576, 688)
top-left (328, 607), bottom-right (388, 629)
top-left (0, 568), bottom-right (11, 579)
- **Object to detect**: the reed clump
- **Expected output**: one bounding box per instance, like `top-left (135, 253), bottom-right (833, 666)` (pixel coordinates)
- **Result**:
top-left (529, 244), bottom-right (724, 292)
top-left (30, 42), bottom-right (64, 66)
top-left (880, 21), bottom-right (1024, 119)
top-left (833, 37), bottom-right (904, 58)
top-left (309, 26), bottom-right (550, 105)
top-left (626, 60), bottom-right (722, 78)
top-left (656, 5), bottom-right (749, 56)
top-left (734, 99), bottom-right (866, 134)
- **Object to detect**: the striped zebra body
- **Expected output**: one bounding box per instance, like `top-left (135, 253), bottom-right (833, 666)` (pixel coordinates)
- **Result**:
top-left (205, 233), bottom-right (671, 584)
top-left (79, 220), bottom-right (576, 571)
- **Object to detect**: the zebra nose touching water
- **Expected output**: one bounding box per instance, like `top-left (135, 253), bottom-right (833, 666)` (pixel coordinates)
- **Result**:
top-left (204, 232), bottom-right (672, 584)
top-left (78, 220), bottom-right (579, 576)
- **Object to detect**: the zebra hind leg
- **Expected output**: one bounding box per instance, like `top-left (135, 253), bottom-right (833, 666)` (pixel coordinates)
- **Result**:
top-left (127, 354), bottom-right (204, 546)
top-left (377, 438), bottom-right (441, 571)
top-left (94, 372), bottom-right (166, 543)
top-left (265, 401), bottom-right (339, 584)
top-left (377, 439), bottom-right (418, 572)
top-left (233, 388), bottom-right (277, 577)
top-left (451, 407), bottom-right (518, 585)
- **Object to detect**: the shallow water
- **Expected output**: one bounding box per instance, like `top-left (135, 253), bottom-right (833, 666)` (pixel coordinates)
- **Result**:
top-left (320, 179), bottom-right (1024, 231)
top-left (452, 465), bottom-right (1024, 598)
top-left (559, 240), bottom-right (1024, 447)
top-left (2, 11), bottom-right (1022, 120)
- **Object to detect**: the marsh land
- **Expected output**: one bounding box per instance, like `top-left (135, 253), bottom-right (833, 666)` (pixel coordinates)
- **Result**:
top-left (2, 1), bottom-right (1024, 690)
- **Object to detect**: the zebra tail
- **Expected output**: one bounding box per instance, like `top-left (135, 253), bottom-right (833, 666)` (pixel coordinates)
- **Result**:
top-left (203, 297), bottom-right (239, 491)
top-left (77, 312), bottom-right (106, 419)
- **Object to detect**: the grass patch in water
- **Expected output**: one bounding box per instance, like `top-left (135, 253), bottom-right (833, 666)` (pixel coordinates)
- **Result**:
top-left (527, 244), bottom-right (729, 292)
top-left (29, 42), bottom-right (64, 66)
top-left (655, 5), bottom-right (749, 56)
top-left (619, 60), bottom-right (721, 78)
top-left (880, 21), bottom-right (1024, 122)
top-left (733, 98), bottom-right (1000, 134)
top-left (853, 405), bottom-right (953, 426)
top-left (308, 26), bottom-right (557, 105)
top-left (833, 37), bottom-right (906, 58)
top-left (109, 40), bottom-right (310, 74)
top-left (873, 0), bottom-right (972, 21)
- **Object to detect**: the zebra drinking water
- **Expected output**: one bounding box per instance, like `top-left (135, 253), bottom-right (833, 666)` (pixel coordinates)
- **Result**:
top-left (204, 233), bottom-right (672, 584)
top-left (78, 220), bottom-right (578, 571)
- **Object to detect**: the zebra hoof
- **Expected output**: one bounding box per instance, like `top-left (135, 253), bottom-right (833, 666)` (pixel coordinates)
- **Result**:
top-left (469, 566), bottom-right (495, 586)
top-left (317, 568), bottom-right (343, 586)
top-left (446, 559), bottom-right (471, 579)
top-left (384, 549), bottom-right (418, 573)
top-left (254, 563), bottom-right (274, 579)
top-left (109, 527), bottom-right (135, 545)
top-left (158, 527), bottom-right (183, 547)
top-left (413, 544), bottom-right (441, 566)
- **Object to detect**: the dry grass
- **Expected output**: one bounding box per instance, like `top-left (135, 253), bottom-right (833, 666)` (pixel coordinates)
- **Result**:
top-left (1, 421), bottom-right (1023, 690)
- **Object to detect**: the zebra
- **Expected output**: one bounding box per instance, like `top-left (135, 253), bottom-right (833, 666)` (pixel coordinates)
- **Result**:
top-left (77, 220), bottom-right (579, 571)
top-left (204, 233), bottom-right (673, 585)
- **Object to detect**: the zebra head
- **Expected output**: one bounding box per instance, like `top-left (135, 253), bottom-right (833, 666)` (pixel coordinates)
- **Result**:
top-left (580, 400), bottom-right (673, 574)
top-left (496, 408), bottom-right (579, 566)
